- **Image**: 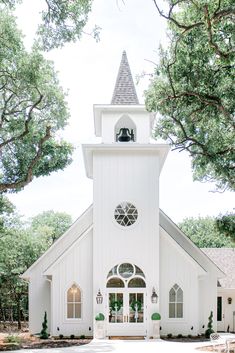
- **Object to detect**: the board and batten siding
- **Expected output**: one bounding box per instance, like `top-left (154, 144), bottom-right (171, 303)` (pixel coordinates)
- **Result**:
top-left (92, 149), bottom-right (160, 337)
top-left (159, 227), bottom-right (203, 336)
top-left (49, 229), bottom-right (93, 336)
top-left (25, 206), bottom-right (93, 335)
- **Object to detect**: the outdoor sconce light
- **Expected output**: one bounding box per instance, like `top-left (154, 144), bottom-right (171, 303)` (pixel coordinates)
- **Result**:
top-left (96, 289), bottom-right (103, 304)
top-left (151, 287), bottom-right (158, 304)
top-left (228, 297), bottom-right (232, 305)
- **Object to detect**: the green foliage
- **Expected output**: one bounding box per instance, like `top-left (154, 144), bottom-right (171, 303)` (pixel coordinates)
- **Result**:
top-left (0, 198), bottom-right (72, 326)
top-left (179, 216), bottom-right (234, 248)
top-left (80, 335), bottom-right (85, 339)
top-left (0, 0), bottom-right (96, 51)
top-left (0, 195), bottom-right (19, 237)
top-left (4, 335), bottom-right (21, 344)
top-left (0, 10), bottom-right (73, 193)
top-left (95, 313), bottom-right (105, 321)
top-left (30, 210), bottom-right (72, 245)
top-left (145, 0), bottom-right (235, 191)
top-left (40, 311), bottom-right (49, 339)
top-left (37, 0), bottom-right (98, 51)
top-left (216, 212), bottom-right (235, 239)
top-left (0, 208), bottom-right (45, 326)
top-left (151, 312), bottom-right (161, 320)
top-left (205, 311), bottom-right (214, 338)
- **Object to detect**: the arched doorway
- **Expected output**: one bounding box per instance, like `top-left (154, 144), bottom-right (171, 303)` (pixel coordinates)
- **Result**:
top-left (106, 263), bottom-right (147, 336)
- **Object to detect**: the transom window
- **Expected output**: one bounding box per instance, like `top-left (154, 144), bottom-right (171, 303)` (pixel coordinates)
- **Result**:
top-left (169, 284), bottom-right (183, 318)
top-left (114, 202), bottom-right (138, 227)
top-left (67, 284), bottom-right (82, 319)
top-left (106, 263), bottom-right (146, 288)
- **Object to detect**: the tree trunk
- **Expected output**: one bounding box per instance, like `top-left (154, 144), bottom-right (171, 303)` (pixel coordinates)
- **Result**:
top-left (16, 296), bottom-right (21, 330)
top-left (0, 298), bottom-right (5, 322)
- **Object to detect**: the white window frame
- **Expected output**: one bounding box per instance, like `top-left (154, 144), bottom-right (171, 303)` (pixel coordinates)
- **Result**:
top-left (66, 283), bottom-right (82, 321)
top-left (169, 284), bottom-right (183, 319)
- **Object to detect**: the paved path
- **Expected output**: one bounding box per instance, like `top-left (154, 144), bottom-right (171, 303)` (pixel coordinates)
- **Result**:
top-left (9, 338), bottom-right (208, 353)
top-left (10, 333), bottom-right (235, 353)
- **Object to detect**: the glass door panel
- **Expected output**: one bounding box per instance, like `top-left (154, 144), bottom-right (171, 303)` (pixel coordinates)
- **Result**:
top-left (128, 293), bottom-right (144, 323)
top-left (109, 293), bottom-right (123, 323)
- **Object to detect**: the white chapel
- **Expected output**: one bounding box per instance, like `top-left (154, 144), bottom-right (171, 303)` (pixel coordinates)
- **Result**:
top-left (22, 52), bottom-right (224, 339)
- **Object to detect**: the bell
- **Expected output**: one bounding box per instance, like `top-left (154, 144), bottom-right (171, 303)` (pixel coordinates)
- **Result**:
top-left (117, 128), bottom-right (131, 142)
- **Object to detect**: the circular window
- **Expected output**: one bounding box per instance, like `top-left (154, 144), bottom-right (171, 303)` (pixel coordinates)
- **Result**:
top-left (114, 202), bottom-right (138, 227)
top-left (118, 263), bottom-right (134, 278)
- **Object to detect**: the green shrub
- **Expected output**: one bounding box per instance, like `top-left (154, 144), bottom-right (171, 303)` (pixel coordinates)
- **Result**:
top-left (40, 311), bottom-right (49, 339)
top-left (70, 334), bottom-right (75, 339)
top-left (95, 313), bottom-right (105, 321)
top-left (59, 334), bottom-right (64, 339)
top-left (4, 336), bottom-right (21, 344)
top-left (151, 312), bottom-right (161, 320)
top-left (167, 333), bottom-right (172, 338)
top-left (188, 334), bottom-right (192, 338)
top-left (80, 335), bottom-right (85, 339)
top-left (177, 334), bottom-right (183, 338)
top-left (205, 311), bottom-right (214, 338)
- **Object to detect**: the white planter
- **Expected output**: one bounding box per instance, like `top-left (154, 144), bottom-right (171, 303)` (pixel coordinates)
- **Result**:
top-left (152, 321), bottom-right (160, 339)
top-left (95, 321), bottom-right (105, 339)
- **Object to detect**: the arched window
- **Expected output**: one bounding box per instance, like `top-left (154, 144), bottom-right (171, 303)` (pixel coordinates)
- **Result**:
top-left (169, 284), bottom-right (183, 318)
top-left (106, 263), bottom-right (145, 288)
top-left (67, 284), bottom-right (82, 319)
top-left (107, 277), bottom-right (125, 288)
top-left (128, 277), bottom-right (146, 288)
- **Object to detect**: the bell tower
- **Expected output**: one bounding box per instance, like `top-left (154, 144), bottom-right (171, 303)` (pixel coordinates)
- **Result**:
top-left (83, 52), bottom-right (170, 338)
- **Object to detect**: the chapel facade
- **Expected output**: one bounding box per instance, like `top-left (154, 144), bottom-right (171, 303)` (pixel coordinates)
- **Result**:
top-left (22, 52), bottom-right (223, 338)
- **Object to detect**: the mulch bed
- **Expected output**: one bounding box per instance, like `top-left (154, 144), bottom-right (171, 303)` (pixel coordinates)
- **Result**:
top-left (0, 338), bottom-right (91, 351)
top-left (0, 322), bottom-right (91, 350)
top-left (162, 336), bottom-right (209, 342)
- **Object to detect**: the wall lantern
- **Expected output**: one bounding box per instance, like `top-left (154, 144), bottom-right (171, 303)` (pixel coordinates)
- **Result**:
top-left (228, 297), bottom-right (232, 305)
top-left (151, 287), bottom-right (158, 304)
top-left (96, 289), bottom-right (103, 304)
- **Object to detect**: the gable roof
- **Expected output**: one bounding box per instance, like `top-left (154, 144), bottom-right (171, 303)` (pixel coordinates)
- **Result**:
top-left (111, 51), bottom-right (139, 105)
top-left (22, 205), bottom-right (93, 279)
top-left (201, 248), bottom-right (235, 288)
top-left (22, 205), bottom-right (224, 279)
top-left (159, 210), bottom-right (224, 277)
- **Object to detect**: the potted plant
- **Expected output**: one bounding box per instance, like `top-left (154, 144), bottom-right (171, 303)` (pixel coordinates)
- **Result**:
top-left (151, 312), bottom-right (161, 339)
top-left (151, 313), bottom-right (161, 321)
top-left (95, 313), bottom-right (105, 321)
top-left (95, 313), bottom-right (105, 339)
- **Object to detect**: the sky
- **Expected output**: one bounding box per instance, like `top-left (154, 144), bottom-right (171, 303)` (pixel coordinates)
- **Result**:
top-left (8, 0), bottom-right (234, 223)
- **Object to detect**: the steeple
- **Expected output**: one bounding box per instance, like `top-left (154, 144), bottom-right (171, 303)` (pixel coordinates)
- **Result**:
top-left (111, 51), bottom-right (139, 105)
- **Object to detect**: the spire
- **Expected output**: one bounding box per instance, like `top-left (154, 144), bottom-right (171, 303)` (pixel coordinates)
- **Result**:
top-left (111, 51), bottom-right (139, 105)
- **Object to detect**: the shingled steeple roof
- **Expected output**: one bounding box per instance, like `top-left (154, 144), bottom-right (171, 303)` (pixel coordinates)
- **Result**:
top-left (111, 51), bottom-right (139, 105)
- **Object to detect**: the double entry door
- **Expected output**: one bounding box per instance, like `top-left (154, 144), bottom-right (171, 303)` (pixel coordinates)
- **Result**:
top-left (107, 289), bottom-right (146, 336)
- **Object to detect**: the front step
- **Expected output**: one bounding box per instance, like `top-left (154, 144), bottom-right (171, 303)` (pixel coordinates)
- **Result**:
top-left (109, 336), bottom-right (145, 340)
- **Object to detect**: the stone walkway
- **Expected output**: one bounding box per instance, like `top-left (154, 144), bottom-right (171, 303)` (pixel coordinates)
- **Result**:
top-left (10, 333), bottom-right (235, 353)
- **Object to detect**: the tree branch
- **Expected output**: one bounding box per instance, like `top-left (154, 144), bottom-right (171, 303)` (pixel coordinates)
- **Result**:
top-left (204, 5), bottom-right (231, 59)
top-left (0, 126), bottom-right (51, 192)
top-left (0, 94), bottom-right (44, 149)
top-left (153, 0), bottom-right (203, 30)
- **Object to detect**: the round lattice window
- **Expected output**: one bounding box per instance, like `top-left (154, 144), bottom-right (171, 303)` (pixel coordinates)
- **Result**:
top-left (114, 202), bottom-right (138, 227)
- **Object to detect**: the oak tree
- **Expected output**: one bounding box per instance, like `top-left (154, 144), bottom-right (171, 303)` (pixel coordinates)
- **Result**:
top-left (179, 216), bottom-right (234, 248)
top-left (0, 10), bottom-right (73, 193)
top-left (146, 0), bottom-right (235, 191)
top-left (0, 0), bottom-right (96, 51)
